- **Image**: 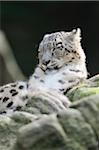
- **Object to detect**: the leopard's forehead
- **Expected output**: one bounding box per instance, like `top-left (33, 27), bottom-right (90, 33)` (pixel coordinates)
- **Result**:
top-left (43, 32), bottom-right (64, 40)
top-left (42, 28), bottom-right (79, 42)
top-left (43, 31), bottom-right (70, 43)
top-left (39, 28), bottom-right (81, 52)
top-left (39, 31), bottom-right (70, 52)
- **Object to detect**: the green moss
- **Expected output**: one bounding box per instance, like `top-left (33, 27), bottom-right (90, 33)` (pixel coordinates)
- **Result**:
top-left (67, 85), bottom-right (99, 102)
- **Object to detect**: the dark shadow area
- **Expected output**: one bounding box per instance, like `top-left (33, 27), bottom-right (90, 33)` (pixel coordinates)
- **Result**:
top-left (1, 1), bottom-right (99, 77)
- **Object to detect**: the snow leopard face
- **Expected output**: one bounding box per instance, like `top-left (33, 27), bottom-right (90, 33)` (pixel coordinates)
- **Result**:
top-left (38, 28), bottom-right (86, 71)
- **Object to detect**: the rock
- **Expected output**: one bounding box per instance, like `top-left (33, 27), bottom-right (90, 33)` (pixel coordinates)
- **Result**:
top-left (71, 94), bottom-right (99, 143)
top-left (13, 114), bottom-right (68, 150)
top-left (57, 108), bottom-right (98, 150)
top-left (13, 105), bottom-right (98, 150)
top-left (0, 112), bottom-right (45, 150)
top-left (0, 115), bottom-right (19, 150)
top-left (0, 75), bottom-right (99, 150)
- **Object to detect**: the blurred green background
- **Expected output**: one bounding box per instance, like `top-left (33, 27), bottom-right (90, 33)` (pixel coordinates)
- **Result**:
top-left (0, 1), bottom-right (99, 77)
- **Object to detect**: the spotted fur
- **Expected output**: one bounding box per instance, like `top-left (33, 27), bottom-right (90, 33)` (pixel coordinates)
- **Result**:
top-left (0, 81), bottom-right (29, 114)
top-left (0, 28), bottom-right (87, 114)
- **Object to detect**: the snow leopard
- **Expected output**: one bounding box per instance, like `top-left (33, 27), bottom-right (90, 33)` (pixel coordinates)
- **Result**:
top-left (0, 28), bottom-right (87, 114)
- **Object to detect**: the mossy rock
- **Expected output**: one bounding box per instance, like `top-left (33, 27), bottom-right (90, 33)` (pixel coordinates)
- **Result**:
top-left (67, 74), bottom-right (99, 102)
top-left (13, 95), bottom-right (99, 150)
top-left (0, 75), bottom-right (99, 150)
top-left (0, 112), bottom-right (41, 150)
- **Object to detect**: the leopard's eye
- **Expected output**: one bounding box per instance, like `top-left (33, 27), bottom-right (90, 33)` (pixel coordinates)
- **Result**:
top-left (56, 42), bottom-right (64, 50)
top-left (56, 42), bottom-right (62, 46)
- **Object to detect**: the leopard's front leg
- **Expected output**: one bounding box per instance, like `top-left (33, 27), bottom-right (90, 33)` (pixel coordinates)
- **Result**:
top-left (28, 86), bottom-right (71, 111)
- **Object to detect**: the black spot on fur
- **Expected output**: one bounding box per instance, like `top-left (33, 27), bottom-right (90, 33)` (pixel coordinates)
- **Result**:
top-left (59, 89), bottom-right (65, 92)
top-left (52, 52), bottom-right (54, 56)
top-left (15, 106), bottom-right (22, 111)
top-left (11, 84), bottom-right (17, 87)
top-left (7, 101), bottom-right (13, 108)
top-left (70, 69), bottom-right (81, 72)
top-left (58, 80), bottom-right (65, 84)
top-left (72, 57), bottom-right (75, 60)
top-left (73, 51), bottom-right (76, 53)
top-left (68, 60), bottom-right (72, 63)
top-left (0, 111), bottom-right (7, 114)
top-left (62, 72), bottom-right (66, 75)
top-left (10, 89), bottom-right (16, 93)
top-left (3, 97), bottom-right (9, 102)
top-left (78, 56), bottom-right (81, 59)
top-left (65, 48), bottom-right (70, 53)
top-left (76, 52), bottom-right (79, 55)
top-left (43, 60), bottom-right (50, 65)
top-left (4, 86), bottom-right (9, 88)
top-left (53, 47), bottom-right (56, 51)
top-left (19, 85), bottom-right (24, 89)
top-left (22, 95), bottom-right (28, 100)
top-left (40, 67), bottom-right (46, 72)
top-left (46, 68), bottom-right (51, 72)
top-left (63, 88), bottom-right (71, 95)
top-left (40, 79), bottom-right (44, 83)
top-left (26, 83), bottom-right (29, 88)
top-left (34, 75), bottom-right (39, 79)
top-left (26, 103), bottom-right (28, 106)
top-left (12, 92), bottom-right (18, 96)
top-left (0, 97), bottom-right (2, 101)
top-left (0, 89), bottom-right (4, 93)
top-left (68, 80), bottom-right (75, 83)
top-left (58, 47), bottom-right (62, 50)
top-left (10, 89), bottom-right (19, 96)
top-left (54, 66), bottom-right (59, 70)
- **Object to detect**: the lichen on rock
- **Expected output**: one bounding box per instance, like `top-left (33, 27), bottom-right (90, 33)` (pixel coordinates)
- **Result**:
top-left (67, 74), bottom-right (99, 102)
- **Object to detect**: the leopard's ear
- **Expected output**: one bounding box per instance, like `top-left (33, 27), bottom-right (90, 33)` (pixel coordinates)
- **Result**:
top-left (68, 28), bottom-right (81, 42)
top-left (72, 28), bottom-right (81, 42)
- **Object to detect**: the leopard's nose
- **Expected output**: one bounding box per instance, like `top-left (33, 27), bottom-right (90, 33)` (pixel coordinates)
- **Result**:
top-left (42, 60), bottom-right (50, 65)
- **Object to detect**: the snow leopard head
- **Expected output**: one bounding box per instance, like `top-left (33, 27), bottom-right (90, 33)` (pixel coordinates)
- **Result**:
top-left (38, 28), bottom-right (86, 71)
